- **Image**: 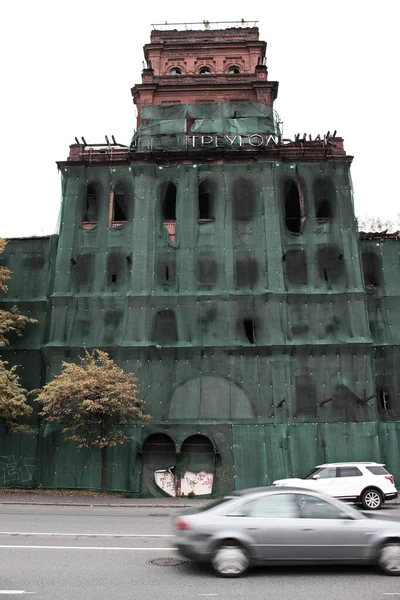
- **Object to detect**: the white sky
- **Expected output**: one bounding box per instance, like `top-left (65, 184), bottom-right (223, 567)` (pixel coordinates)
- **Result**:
top-left (1, 0), bottom-right (398, 238)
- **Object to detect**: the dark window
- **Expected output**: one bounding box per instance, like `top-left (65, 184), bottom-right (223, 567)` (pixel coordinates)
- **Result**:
top-left (285, 249), bottom-right (307, 285)
top-left (197, 254), bottom-right (218, 285)
top-left (113, 186), bottom-right (128, 222)
top-left (284, 179), bottom-right (303, 233)
top-left (366, 465), bottom-right (389, 475)
top-left (362, 252), bottom-right (381, 287)
top-left (228, 66), bottom-right (240, 74)
top-left (156, 254), bottom-right (176, 286)
top-left (161, 182), bottom-right (177, 220)
top-left (314, 178), bottom-right (334, 220)
top-left (152, 309), bottom-right (178, 344)
top-left (106, 252), bottom-right (128, 289)
top-left (317, 245), bottom-right (345, 284)
top-left (337, 467), bottom-right (362, 477)
top-left (235, 258), bottom-right (259, 287)
top-left (295, 374), bottom-right (317, 417)
top-left (170, 67), bottom-right (182, 75)
top-left (199, 67), bottom-right (211, 74)
top-left (243, 318), bottom-right (256, 344)
top-left (75, 253), bottom-right (94, 291)
top-left (232, 178), bottom-right (256, 221)
top-left (84, 183), bottom-right (98, 222)
top-left (198, 182), bottom-right (214, 219)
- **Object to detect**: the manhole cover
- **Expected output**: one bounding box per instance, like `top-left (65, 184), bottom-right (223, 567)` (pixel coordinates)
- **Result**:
top-left (147, 557), bottom-right (190, 567)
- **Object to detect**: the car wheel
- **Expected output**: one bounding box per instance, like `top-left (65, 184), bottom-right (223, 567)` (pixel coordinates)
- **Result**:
top-left (378, 542), bottom-right (400, 575)
top-left (211, 542), bottom-right (250, 577)
top-left (361, 488), bottom-right (382, 510)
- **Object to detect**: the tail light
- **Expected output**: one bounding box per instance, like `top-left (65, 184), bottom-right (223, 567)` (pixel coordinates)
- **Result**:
top-left (174, 518), bottom-right (191, 531)
top-left (385, 475), bottom-right (395, 485)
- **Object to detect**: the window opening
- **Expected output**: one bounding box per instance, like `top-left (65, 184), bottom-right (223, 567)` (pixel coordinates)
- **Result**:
top-left (228, 66), bottom-right (240, 74)
top-left (165, 265), bottom-right (170, 282)
top-left (113, 192), bottom-right (127, 222)
top-left (285, 249), bottom-right (307, 285)
top-left (111, 273), bottom-right (117, 283)
top-left (152, 309), bottom-right (178, 344)
top-left (199, 67), bottom-right (211, 75)
top-left (170, 67), bottom-right (182, 75)
top-left (161, 182), bottom-right (177, 220)
top-left (314, 179), bottom-right (333, 221)
top-left (84, 183), bottom-right (98, 223)
top-left (198, 182), bottom-right (213, 220)
top-left (316, 199), bottom-right (332, 220)
top-left (284, 180), bottom-right (302, 233)
top-left (362, 252), bottom-right (381, 288)
top-left (323, 268), bottom-right (328, 282)
top-left (379, 390), bottom-right (391, 410)
top-left (232, 178), bottom-right (256, 221)
top-left (235, 257), bottom-right (259, 287)
top-left (243, 318), bottom-right (256, 344)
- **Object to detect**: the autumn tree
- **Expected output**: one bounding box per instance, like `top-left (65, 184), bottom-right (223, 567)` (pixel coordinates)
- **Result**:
top-left (34, 349), bottom-right (151, 492)
top-left (0, 239), bottom-right (35, 431)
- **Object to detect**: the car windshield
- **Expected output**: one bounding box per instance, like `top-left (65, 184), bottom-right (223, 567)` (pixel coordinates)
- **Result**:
top-left (302, 468), bottom-right (321, 479)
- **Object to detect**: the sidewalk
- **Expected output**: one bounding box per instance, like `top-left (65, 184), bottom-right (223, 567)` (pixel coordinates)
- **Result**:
top-left (0, 490), bottom-right (398, 508)
top-left (0, 491), bottom-right (209, 508)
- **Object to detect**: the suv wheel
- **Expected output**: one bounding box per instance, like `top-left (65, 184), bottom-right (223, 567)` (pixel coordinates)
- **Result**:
top-left (378, 541), bottom-right (400, 575)
top-left (211, 542), bottom-right (249, 577)
top-left (361, 488), bottom-right (382, 510)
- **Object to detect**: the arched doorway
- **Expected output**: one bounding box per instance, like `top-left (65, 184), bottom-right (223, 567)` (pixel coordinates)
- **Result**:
top-left (141, 433), bottom-right (177, 497)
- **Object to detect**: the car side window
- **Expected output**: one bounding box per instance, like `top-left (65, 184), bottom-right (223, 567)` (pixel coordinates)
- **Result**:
top-left (242, 494), bottom-right (299, 518)
top-left (315, 467), bottom-right (337, 479)
top-left (338, 467), bottom-right (363, 477)
top-left (296, 494), bottom-right (350, 520)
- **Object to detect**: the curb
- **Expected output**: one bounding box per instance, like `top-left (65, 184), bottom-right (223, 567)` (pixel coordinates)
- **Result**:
top-left (0, 501), bottom-right (206, 508)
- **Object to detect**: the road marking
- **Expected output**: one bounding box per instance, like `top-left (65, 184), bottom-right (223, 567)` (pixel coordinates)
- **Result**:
top-left (198, 595), bottom-right (218, 597)
top-left (0, 592), bottom-right (35, 595)
top-left (382, 595), bottom-right (400, 596)
top-left (0, 532), bottom-right (173, 538)
top-left (0, 545), bottom-right (177, 551)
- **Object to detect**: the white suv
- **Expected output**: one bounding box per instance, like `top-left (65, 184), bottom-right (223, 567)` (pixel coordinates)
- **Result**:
top-left (273, 462), bottom-right (397, 509)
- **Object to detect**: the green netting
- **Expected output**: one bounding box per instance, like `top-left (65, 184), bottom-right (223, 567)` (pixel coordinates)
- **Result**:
top-left (1, 102), bottom-right (400, 496)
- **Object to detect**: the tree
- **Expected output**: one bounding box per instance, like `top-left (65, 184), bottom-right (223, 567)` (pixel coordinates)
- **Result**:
top-left (357, 214), bottom-right (400, 233)
top-left (0, 239), bottom-right (36, 431)
top-left (34, 349), bottom-right (151, 492)
top-left (0, 360), bottom-right (32, 432)
top-left (0, 239), bottom-right (36, 348)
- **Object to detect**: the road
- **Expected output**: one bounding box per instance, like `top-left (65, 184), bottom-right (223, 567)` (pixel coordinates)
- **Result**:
top-left (0, 504), bottom-right (400, 600)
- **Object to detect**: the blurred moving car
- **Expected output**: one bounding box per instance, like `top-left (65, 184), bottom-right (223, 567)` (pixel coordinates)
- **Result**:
top-left (174, 487), bottom-right (400, 577)
top-left (273, 462), bottom-right (397, 510)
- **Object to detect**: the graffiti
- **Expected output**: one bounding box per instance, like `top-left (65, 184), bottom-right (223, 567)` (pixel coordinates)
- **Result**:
top-left (0, 456), bottom-right (38, 485)
top-left (154, 468), bottom-right (213, 497)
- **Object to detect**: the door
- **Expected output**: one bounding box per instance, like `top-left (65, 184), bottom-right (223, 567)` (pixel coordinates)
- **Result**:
top-left (292, 493), bottom-right (369, 561)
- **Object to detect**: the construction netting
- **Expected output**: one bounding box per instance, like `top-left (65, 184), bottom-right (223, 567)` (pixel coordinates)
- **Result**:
top-left (1, 101), bottom-right (400, 496)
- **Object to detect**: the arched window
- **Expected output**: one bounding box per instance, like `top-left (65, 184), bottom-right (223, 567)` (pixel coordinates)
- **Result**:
top-left (228, 66), bottom-right (240, 74)
top-left (170, 67), bottom-right (182, 75)
top-left (314, 178), bottom-right (334, 221)
top-left (161, 182), bottom-right (177, 220)
top-left (84, 183), bottom-right (98, 223)
top-left (199, 66), bottom-right (212, 75)
top-left (284, 178), bottom-right (304, 234)
top-left (198, 181), bottom-right (214, 220)
top-left (152, 309), bottom-right (178, 344)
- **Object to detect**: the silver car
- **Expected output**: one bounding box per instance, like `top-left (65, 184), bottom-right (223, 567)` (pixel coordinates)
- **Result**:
top-left (174, 486), bottom-right (400, 577)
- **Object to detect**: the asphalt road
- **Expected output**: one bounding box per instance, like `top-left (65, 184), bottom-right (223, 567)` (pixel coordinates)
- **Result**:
top-left (1, 504), bottom-right (400, 600)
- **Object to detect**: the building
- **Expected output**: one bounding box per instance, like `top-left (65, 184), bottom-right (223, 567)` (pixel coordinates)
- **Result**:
top-left (1, 22), bottom-right (399, 496)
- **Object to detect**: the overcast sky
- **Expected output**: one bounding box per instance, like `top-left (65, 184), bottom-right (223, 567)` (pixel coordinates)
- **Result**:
top-left (1, 0), bottom-right (398, 238)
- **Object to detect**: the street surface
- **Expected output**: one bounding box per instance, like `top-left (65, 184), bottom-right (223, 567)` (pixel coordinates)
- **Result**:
top-left (0, 503), bottom-right (400, 600)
